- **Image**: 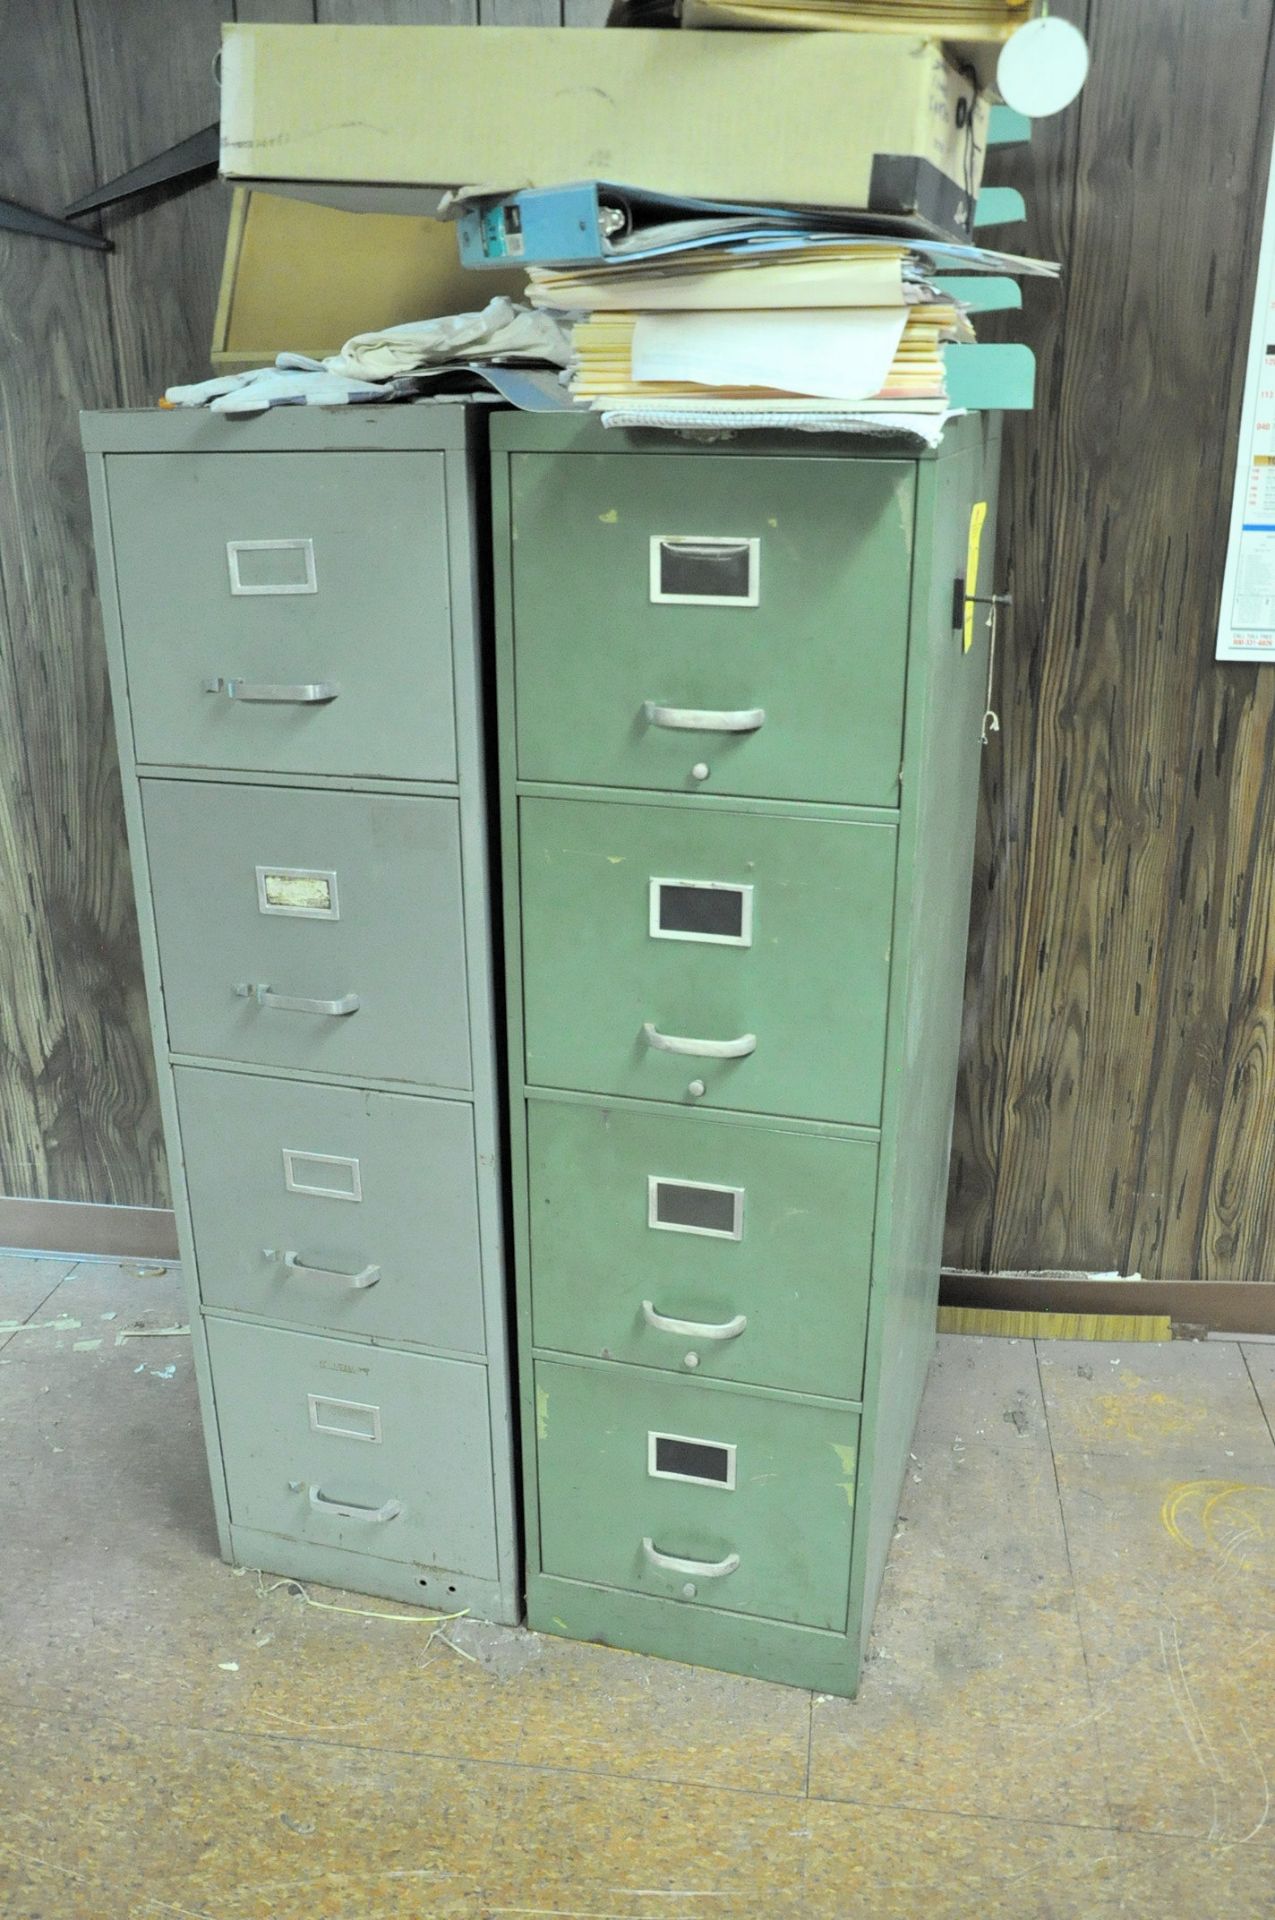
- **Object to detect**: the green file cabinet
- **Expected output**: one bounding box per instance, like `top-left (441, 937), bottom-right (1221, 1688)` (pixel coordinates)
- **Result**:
top-left (493, 412), bottom-right (1001, 1695)
top-left (82, 407), bottom-right (518, 1621)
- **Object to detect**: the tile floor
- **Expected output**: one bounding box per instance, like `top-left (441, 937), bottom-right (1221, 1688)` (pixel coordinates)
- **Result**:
top-left (1, 1254), bottom-right (1273, 1918)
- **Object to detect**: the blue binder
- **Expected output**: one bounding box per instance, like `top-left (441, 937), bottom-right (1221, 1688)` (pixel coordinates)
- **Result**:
top-left (457, 183), bottom-right (865, 271)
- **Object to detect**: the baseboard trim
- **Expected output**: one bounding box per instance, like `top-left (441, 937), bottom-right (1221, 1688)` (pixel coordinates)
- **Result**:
top-left (0, 1197), bottom-right (179, 1262)
top-left (941, 1270), bottom-right (1275, 1337)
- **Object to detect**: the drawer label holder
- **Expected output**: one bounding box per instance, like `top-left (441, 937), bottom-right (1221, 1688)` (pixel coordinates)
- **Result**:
top-left (647, 1430), bottom-right (737, 1490)
top-left (649, 535), bottom-right (760, 607)
top-left (649, 878), bottom-right (753, 947)
top-left (227, 536), bottom-right (317, 596)
top-left (308, 1393), bottom-right (383, 1442)
top-left (257, 866), bottom-right (340, 919)
top-left (648, 1175), bottom-right (744, 1240)
top-left (282, 1148), bottom-right (363, 1202)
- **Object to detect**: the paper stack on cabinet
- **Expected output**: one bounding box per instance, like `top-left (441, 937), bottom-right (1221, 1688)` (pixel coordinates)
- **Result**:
top-left (570, 302), bottom-right (965, 410)
top-left (529, 235), bottom-right (1054, 421)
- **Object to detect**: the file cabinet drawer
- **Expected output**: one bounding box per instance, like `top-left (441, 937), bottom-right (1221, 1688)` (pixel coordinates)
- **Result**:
top-left (207, 1320), bottom-right (499, 1576)
top-left (510, 451), bottom-right (913, 805)
top-left (106, 452), bottom-right (456, 780)
top-left (536, 1359), bottom-right (857, 1630)
top-left (520, 796), bottom-right (895, 1124)
top-left (144, 781), bottom-right (470, 1088)
top-left (176, 1067), bottom-right (485, 1354)
top-left (528, 1097), bottom-right (875, 1399)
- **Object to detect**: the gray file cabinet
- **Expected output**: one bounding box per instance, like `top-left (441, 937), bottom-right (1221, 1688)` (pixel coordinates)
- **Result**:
top-left (83, 407), bottom-right (518, 1620)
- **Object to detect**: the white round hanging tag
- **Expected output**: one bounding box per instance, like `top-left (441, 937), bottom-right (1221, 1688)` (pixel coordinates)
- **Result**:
top-left (996, 17), bottom-right (1090, 118)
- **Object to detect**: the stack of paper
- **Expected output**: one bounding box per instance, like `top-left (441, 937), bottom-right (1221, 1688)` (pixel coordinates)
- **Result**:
top-left (570, 302), bottom-right (969, 411)
top-left (528, 248), bottom-right (923, 312)
top-left (531, 237), bottom-right (1054, 418)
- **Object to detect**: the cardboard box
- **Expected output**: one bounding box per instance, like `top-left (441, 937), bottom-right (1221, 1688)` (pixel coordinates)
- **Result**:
top-left (211, 188), bottom-right (527, 373)
top-left (220, 25), bottom-right (988, 228)
top-left (679, 2), bottom-right (1011, 91)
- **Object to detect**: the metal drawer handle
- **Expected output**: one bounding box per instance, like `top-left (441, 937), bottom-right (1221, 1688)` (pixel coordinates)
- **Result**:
top-left (641, 1302), bottom-right (747, 1341)
top-left (236, 983), bottom-right (360, 1017)
top-left (269, 1249), bottom-right (381, 1290)
top-left (307, 1486), bottom-right (401, 1525)
top-left (642, 1537), bottom-right (740, 1579)
top-left (643, 702), bottom-right (766, 734)
top-left (203, 677), bottom-right (339, 705)
top-left (642, 1022), bottom-right (756, 1061)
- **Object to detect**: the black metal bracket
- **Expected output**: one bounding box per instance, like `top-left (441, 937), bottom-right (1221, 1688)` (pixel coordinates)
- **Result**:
top-left (63, 123), bottom-right (219, 219)
top-left (2, 121), bottom-right (221, 254)
top-left (0, 195), bottom-right (111, 251)
top-left (951, 574), bottom-right (967, 629)
top-left (954, 577), bottom-right (1013, 630)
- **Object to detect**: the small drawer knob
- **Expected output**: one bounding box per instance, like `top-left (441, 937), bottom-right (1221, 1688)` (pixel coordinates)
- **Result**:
top-left (681, 1582), bottom-right (698, 1600)
top-left (683, 1351), bottom-right (700, 1370)
top-left (691, 762), bottom-right (710, 783)
top-left (688, 1079), bottom-right (706, 1099)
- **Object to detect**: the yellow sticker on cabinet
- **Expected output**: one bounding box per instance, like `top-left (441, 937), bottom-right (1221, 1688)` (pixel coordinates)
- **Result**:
top-left (964, 500), bottom-right (988, 653)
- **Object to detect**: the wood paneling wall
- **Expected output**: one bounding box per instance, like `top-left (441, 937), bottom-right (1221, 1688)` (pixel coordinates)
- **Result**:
top-left (0, 0), bottom-right (245, 1210)
top-left (947, 0), bottom-right (1275, 1284)
top-left (2, 1), bottom-right (1273, 1289)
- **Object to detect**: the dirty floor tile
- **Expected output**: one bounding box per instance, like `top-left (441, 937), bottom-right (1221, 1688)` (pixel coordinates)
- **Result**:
top-left (0, 1293), bottom-right (223, 1711)
top-left (1055, 1447), bottom-right (1275, 1671)
top-left (811, 1441), bottom-right (1109, 1826)
top-left (1115, 1828), bottom-right (1275, 1917)
top-left (0, 1708), bottom-right (506, 1920)
top-left (479, 1766), bottom-right (814, 1915)
top-left (478, 1770), bottom-right (1130, 1920)
top-left (7, 1248), bottom-right (1275, 1920)
top-left (0, 1268), bottom-right (809, 1799)
top-left (467, 1635), bottom-right (811, 1795)
top-left (1037, 1340), bottom-right (1275, 1465)
top-left (1241, 1341), bottom-right (1275, 1437)
top-left (1089, 1625), bottom-right (1275, 1847)
top-left (886, 1420), bottom-right (1073, 1588)
top-left (33, 1257), bottom-right (188, 1334)
top-left (0, 1255), bottom-right (76, 1348)
top-left (1055, 1448), bottom-right (1275, 1842)
top-left (801, 1799), bottom-right (1130, 1920)
top-left (215, 1600), bottom-right (812, 1797)
top-left (912, 1332), bottom-right (1052, 1456)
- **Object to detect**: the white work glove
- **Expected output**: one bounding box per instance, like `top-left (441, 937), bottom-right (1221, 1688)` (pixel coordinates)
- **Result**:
top-left (163, 358), bottom-right (390, 414)
top-left (331, 299), bottom-right (573, 378)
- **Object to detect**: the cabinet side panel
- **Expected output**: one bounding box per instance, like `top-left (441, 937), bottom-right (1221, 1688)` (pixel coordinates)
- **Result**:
top-left (851, 421), bottom-right (1002, 1668)
top-left (445, 430), bottom-right (521, 1618)
top-left (491, 445), bottom-right (543, 1589)
top-left (84, 446), bottom-right (233, 1554)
